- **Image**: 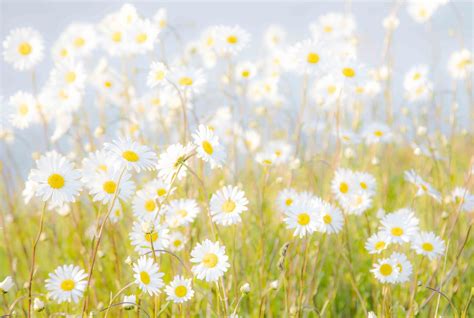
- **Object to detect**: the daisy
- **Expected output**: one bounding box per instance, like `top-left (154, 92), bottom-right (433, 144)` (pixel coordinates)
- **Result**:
top-left (451, 187), bottom-right (474, 212)
top-left (448, 49), bottom-right (472, 80)
top-left (164, 199), bottom-right (200, 228)
top-left (165, 276), bottom-right (194, 303)
top-left (132, 256), bottom-right (164, 296)
top-left (147, 61), bottom-right (168, 88)
top-left (309, 12), bottom-right (356, 40)
top-left (3, 27), bottom-right (44, 71)
top-left (263, 25), bottom-right (287, 49)
top-left (87, 167), bottom-right (135, 204)
top-left (144, 177), bottom-right (175, 203)
top-left (191, 240), bottom-right (230, 282)
top-left (192, 125), bottom-right (226, 169)
top-left (132, 189), bottom-right (159, 221)
top-left (340, 191), bottom-right (373, 215)
top-left (288, 39), bottom-right (328, 75)
top-left (28, 151), bottom-right (82, 207)
top-left (50, 60), bottom-right (86, 90)
top-left (153, 8), bottom-right (168, 29)
top-left (45, 264), bottom-right (87, 303)
top-left (276, 188), bottom-right (299, 212)
top-left (380, 208), bottom-right (419, 244)
top-left (265, 140), bottom-right (293, 165)
top-left (371, 257), bottom-right (400, 284)
top-left (331, 168), bottom-right (355, 202)
top-left (236, 61), bottom-right (257, 81)
top-left (354, 172), bottom-right (377, 195)
top-left (362, 123), bottom-right (392, 145)
top-left (122, 294), bottom-right (137, 310)
top-left (389, 252), bottom-right (412, 283)
top-left (210, 185), bottom-right (249, 226)
top-left (60, 23), bottom-right (98, 58)
top-left (168, 231), bottom-right (187, 252)
top-left (105, 138), bottom-right (157, 172)
top-left (130, 221), bottom-right (170, 255)
top-left (213, 25), bottom-right (250, 56)
top-left (411, 231), bottom-right (445, 260)
top-left (157, 143), bottom-right (193, 183)
top-left (129, 19), bottom-right (159, 54)
top-left (0, 276), bottom-right (14, 293)
top-left (284, 196), bottom-right (320, 238)
top-left (312, 75), bottom-right (344, 108)
top-left (8, 91), bottom-right (38, 129)
top-left (317, 201), bottom-right (344, 234)
top-left (81, 150), bottom-right (119, 183)
top-left (365, 232), bottom-right (391, 254)
top-left (404, 170), bottom-right (441, 202)
top-left (168, 66), bottom-right (207, 96)
top-left (109, 200), bottom-right (123, 223)
top-left (407, 0), bottom-right (440, 23)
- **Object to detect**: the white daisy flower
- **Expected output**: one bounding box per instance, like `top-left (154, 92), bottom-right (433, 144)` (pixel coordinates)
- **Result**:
top-left (147, 61), bottom-right (168, 88)
top-left (263, 25), bottom-right (286, 49)
top-left (165, 275), bottom-right (194, 303)
top-left (130, 220), bottom-right (170, 255)
top-left (312, 75), bottom-right (344, 108)
top-left (236, 61), bottom-right (257, 80)
top-left (122, 294), bottom-right (137, 310)
top-left (132, 189), bottom-right (159, 221)
top-left (192, 125), bottom-right (226, 169)
top-left (3, 27), bottom-right (44, 71)
top-left (164, 199), bottom-right (200, 228)
top-left (133, 256), bottom-right (164, 296)
top-left (108, 200), bottom-right (123, 223)
top-left (447, 49), bottom-right (472, 80)
top-left (451, 187), bottom-right (474, 213)
top-left (210, 185), bottom-right (249, 226)
top-left (339, 191), bottom-right (373, 215)
top-left (371, 257), bottom-right (400, 284)
top-left (317, 200), bottom-right (344, 234)
top-left (87, 167), bottom-right (135, 204)
top-left (153, 8), bottom-right (168, 29)
top-left (129, 19), bottom-right (159, 54)
top-left (354, 172), bottom-right (377, 195)
top-left (309, 12), bottom-right (356, 40)
top-left (0, 276), bottom-right (14, 293)
top-left (380, 208), bottom-right (420, 244)
top-left (157, 143), bottom-right (193, 183)
top-left (50, 59), bottom-right (86, 90)
top-left (59, 23), bottom-right (98, 58)
top-left (105, 138), bottom-right (157, 172)
top-left (28, 151), bottom-right (82, 207)
top-left (168, 231), bottom-right (188, 252)
top-left (8, 91), bottom-right (38, 129)
top-left (276, 188), bottom-right (299, 212)
top-left (404, 170), bottom-right (441, 202)
top-left (288, 39), bottom-right (329, 75)
top-left (389, 252), bottom-right (412, 283)
top-left (411, 231), bottom-right (445, 260)
top-left (331, 168), bottom-right (356, 202)
top-left (81, 150), bottom-right (119, 183)
top-left (191, 240), bottom-right (230, 282)
top-left (167, 66), bottom-right (207, 96)
top-left (284, 197), bottom-right (320, 238)
top-left (365, 231), bottom-right (391, 254)
top-left (213, 25), bottom-right (250, 56)
top-left (362, 123), bottom-right (392, 145)
top-left (45, 264), bottom-right (87, 303)
top-left (144, 177), bottom-right (175, 203)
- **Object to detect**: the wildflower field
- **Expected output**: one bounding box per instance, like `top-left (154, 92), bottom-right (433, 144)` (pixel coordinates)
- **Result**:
top-left (0, 1), bottom-right (473, 317)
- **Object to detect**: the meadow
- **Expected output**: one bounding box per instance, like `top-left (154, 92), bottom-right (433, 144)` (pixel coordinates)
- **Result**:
top-left (0, 1), bottom-right (473, 317)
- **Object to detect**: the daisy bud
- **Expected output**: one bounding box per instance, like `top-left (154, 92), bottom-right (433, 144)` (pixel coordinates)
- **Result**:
top-left (123, 294), bottom-right (137, 310)
top-left (84, 143), bottom-right (92, 152)
top-left (417, 126), bottom-right (427, 136)
top-left (441, 211), bottom-right (449, 219)
top-left (269, 280), bottom-right (279, 290)
top-left (240, 283), bottom-right (250, 294)
top-left (125, 256), bottom-right (133, 265)
top-left (413, 147), bottom-right (421, 156)
top-left (33, 298), bottom-right (45, 312)
top-left (344, 148), bottom-right (355, 159)
top-left (141, 221), bottom-right (154, 234)
top-left (94, 126), bottom-right (105, 138)
top-left (368, 311), bottom-right (377, 318)
top-left (290, 305), bottom-right (298, 315)
top-left (371, 157), bottom-right (379, 166)
top-left (0, 276), bottom-right (14, 293)
top-left (32, 151), bottom-right (40, 160)
top-left (289, 158), bottom-right (300, 170)
top-left (382, 15), bottom-right (400, 30)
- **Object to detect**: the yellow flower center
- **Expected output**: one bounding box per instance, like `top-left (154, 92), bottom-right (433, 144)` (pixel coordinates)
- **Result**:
top-left (178, 209), bottom-right (188, 217)
top-left (422, 242), bottom-right (434, 252)
top-left (327, 85), bottom-right (337, 94)
top-left (60, 48), bottom-right (69, 57)
top-left (285, 198), bottom-right (293, 206)
top-left (202, 140), bottom-right (214, 155)
top-left (145, 200), bottom-right (156, 212)
top-left (413, 72), bottom-right (421, 80)
top-left (322, 214), bottom-right (332, 224)
top-left (297, 213), bottom-right (310, 226)
top-left (339, 182), bottom-right (349, 194)
top-left (104, 81), bottom-right (112, 88)
top-left (307, 52), bottom-right (320, 64)
top-left (342, 67), bottom-right (356, 78)
top-left (222, 199), bottom-right (236, 213)
top-left (140, 271), bottom-right (151, 285)
top-left (18, 42), bottom-right (32, 55)
top-left (48, 173), bottom-right (65, 189)
top-left (391, 227), bottom-right (403, 237)
top-left (380, 264), bottom-right (393, 276)
top-left (323, 25), bottom-right (333, 33)
top-left (157, 188), bottom-right (167, 197)
top-left (227, 35), bottom-right (238, 44)
top-left (375, 241), bottom-right (385, 250)
top-left (112, 32), bottom-right (122, 42)
top-left (175, 285), bottom-right (187, 297)
top-left (155, 70), bottom-right (165, 81)
top-left (103, 181), bottom-right (117, 194)
top-left (202, 253), bottom-right (218, 268)
top-left (60, 279), bottom-right (75, 291)
top-left (74, 37), bottom-right (85, 47)
top-left (65, 71), bottom-right (76, 84)
top-left (179, 77), bottom-right (193, 86)
top-left (241, 70), bottom-right (250, 78)
top-left (360, 182), bottom-right (367, 190)
top-left (19, 104), bottom-right (29, 115)
top-left (98, 164), bottom-right (108, 172)
top-left (136, 33), bottom-right (148, 43)
top-left (173, 239), bottom-right (182, 247)
top-left (145, 232), bottom-right (158, 242)
top-left (374, 130), bottom-right (384, 137)
top-left (122, 150), bottom-right (139, 162)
